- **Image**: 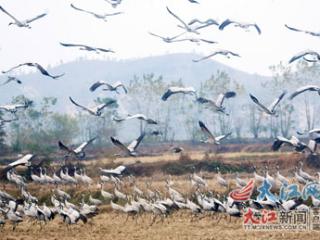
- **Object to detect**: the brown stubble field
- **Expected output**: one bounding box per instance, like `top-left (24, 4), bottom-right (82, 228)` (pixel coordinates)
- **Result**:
top-left (1, 210), bottom-right (320, 240)
top-left (0, 150), bottom-right (319, 240)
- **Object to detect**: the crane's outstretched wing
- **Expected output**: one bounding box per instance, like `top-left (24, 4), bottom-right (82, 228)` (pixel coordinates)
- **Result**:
top-left (69, 97), bottom-right (92, 113)
top-left (199, 121), bottom-right (215, 141)
top-left (127, 132), bottom-right (145, 152)
top-left (252, 24), bottom-right (261, 34)
top-left (2, 63), bottom-right (28, 74)
top-left (289, 85), bottom-right (320, 100)
top-left (289, 51), bottom-right (320, 64)
top-left (269, 91), bottom-right (287, 112)
top-left (113, 82), bottom-right (128, 93)
top-left (166, 6), bottom-right (188, 29)
top-left (216, 91), bottom-right (236, 107)
top-left (58, 141), bottom-right (73, 153)
top-left (110, 136), bottom-right (130, 153)
top-left (161, 89), bottom-right (174, 101)
top-left (96, 47), bottom-right (114, 53)
top-left (89, 81), bottom-right (108, 92)
top-left (60, 42), bottom-right (87, 48)
top-left (0, 5), bottom-right (20, 23)
top-left (74, 137), bottom-right (96, 152)
top-left (31, 63), bottom-right (65, 79)
top-left (219, 19), bottom-right (234, 30)
top-left (249, 94), bottom-right (271, 114)
top-left (26, 13), bottom-right (47, 23)
top-left (192, 52), bottom-right (218, 62)
top-left (215, 132), bottom-right (232, 142)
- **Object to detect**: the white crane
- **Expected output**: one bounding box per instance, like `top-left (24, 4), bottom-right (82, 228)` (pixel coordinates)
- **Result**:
top-left (100, 165), bottom-right (126, 175)
top-left (216, 167), bottom-right (228, 188)
top-left (235, 173), bottom-right (247, 187)
top-left (0, 5), bottom-right (47, 28)
top-left (161, 86), bottom-right (197, 101)
top-left (276, 165), bottom-right (289, 186)
top-left (298, 162), bottom-right (315, 182)
top-left (89, 195), bottom-right (102, 206)
top-left (70, 4), bottom-right (122, 22)
top-left (113, 113), bottom-right (157, 124)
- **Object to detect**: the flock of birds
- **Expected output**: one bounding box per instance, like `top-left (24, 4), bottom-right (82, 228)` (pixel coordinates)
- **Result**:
top-left (1, 0), bottom-right (320, 232)
top-left (1, 155), bottom-right (320, 230)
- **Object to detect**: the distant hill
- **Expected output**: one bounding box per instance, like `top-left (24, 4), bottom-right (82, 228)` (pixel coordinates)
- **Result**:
top-left (0, 53), bottom-right (271, 111)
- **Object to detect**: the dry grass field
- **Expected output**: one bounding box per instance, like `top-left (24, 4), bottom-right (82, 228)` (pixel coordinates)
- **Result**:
top-left (0, 150), bottom-right (319, 240)
top-left (1, 210), bottom-right (320, 240)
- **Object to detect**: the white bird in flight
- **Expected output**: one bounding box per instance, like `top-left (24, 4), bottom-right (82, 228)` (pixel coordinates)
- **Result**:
top-left (161, 86), bottom-right (197, 101)
top-left (198, 121), bottom-right (231, 144)
top-left (2, 63), bottom-right (64, 79)
top-left (196, 91), bottom-right (236, 115)
top-left (111, 132), bottom-right (145, 156)
top-left (70, 3), bottom-right (122, 21)
top-left (113, 113), bottom-right (157, 124)
top-left (249, 91), bottom-right (287, 116)
top-left (193, 50), bottom-right (240, 62)
top-left (219, 19), bottom-right (261, 34)
top-left (69, 97), bottom-right (116, 116)
top-left (58, 137), bottom-right (96, 159)
top-left (289, 85), bottom-right (320, 100)
top-left (89, 81), bottom-right (127, 94)
top-left (289, 50), bottom-right (320, 64)
top-left (0, 5), bottom-right (47, 28)
top-left (60, 42), bottom-right (114, 54)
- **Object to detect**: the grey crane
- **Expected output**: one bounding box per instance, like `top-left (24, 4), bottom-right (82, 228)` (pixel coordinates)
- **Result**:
top-left (285, 24), bottom-right (320, 37)
top-left (249, 91), bottom-right (287, 116)
top-left (2, 63), bottom-right (64, 79)
top-left (60, 42), bottom-right (114, 54)
top-left (70, 3), bottom-right (122, 21)
top-left (289, 50), bottom-right (320, 64)
top-left (289, 85), bottom-right (320, 100)
top-left (196, 91), bottom-right (236, 115)
top-left (58, 137), bottom-right (96, 159)
top-left (193, 50), bottom-right (240, 62)
top-left (1, 76), bottom-right (22, 86)
top-left (69, 97), bottom-right (116, 116)
top-left (219, 19), bottom-right (261, 34)
top-left (89, 81), bottom-right (127, 93)
top-left (113, 113), bottom-right (157, 124)
top-left (111, 132), bottom-right (145, 156)
top-left (199, 121), bottom-right (231, 144)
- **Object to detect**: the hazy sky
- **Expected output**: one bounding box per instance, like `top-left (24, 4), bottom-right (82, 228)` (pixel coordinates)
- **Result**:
top-left (0, 0), bottom-right (319, 76)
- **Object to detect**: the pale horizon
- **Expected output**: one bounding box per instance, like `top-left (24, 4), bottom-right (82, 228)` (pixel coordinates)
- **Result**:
top-left (0, 0), bottom-right (319, 77)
